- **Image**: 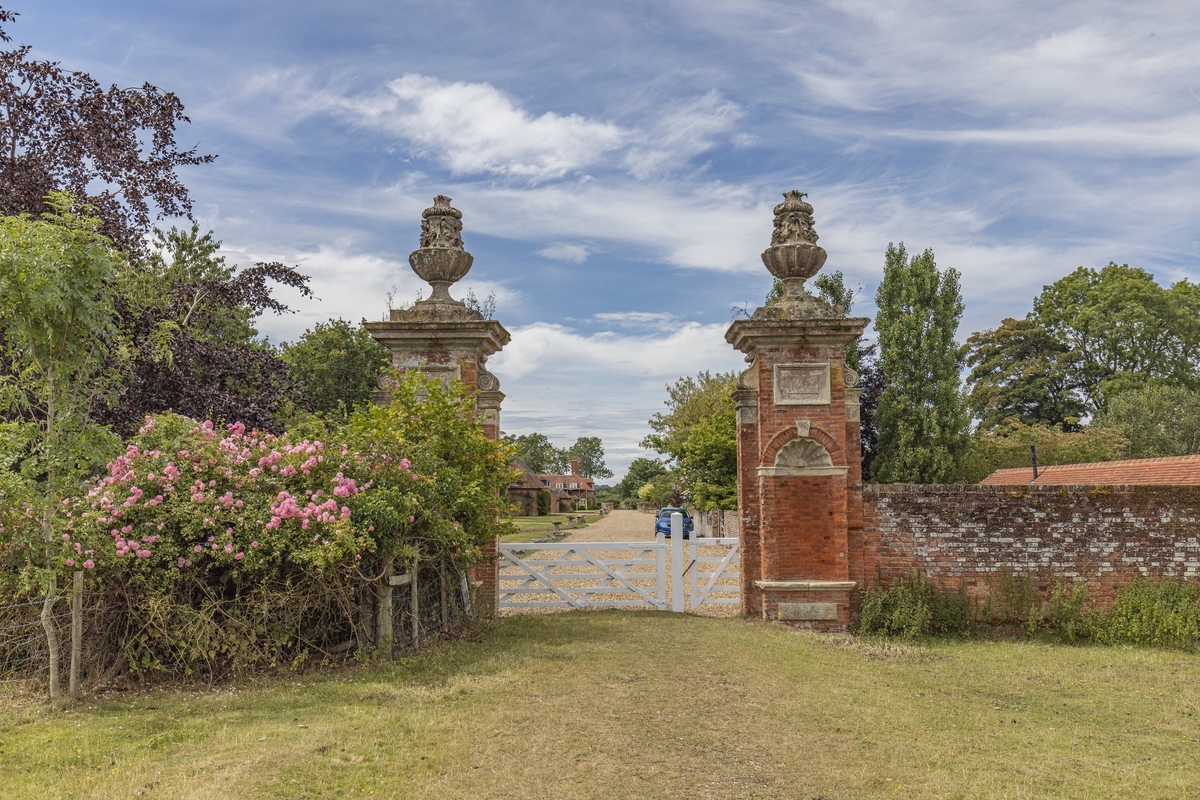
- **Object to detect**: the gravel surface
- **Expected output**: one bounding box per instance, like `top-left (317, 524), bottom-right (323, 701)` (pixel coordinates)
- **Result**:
top-left (498, 510), bottom-right (741, 618)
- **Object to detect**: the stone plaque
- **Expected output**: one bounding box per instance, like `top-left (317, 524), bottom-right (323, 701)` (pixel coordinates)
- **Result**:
top-left (777, 602), bottom-right (838, 621)
top-left (773, 363), bottom-right (830, 405)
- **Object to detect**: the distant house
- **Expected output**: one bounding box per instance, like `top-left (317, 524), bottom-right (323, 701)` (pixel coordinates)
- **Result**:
top-left (504, 457), bottom-right (595, 515)
top-left (538, 458), bottom-right (595, 511)
top-left (980, 454), bottom-right (1200, 485)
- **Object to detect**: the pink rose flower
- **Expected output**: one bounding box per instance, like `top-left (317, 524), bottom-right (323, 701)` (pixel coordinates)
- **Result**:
top-left (83, 559), bottom-right (95, 569)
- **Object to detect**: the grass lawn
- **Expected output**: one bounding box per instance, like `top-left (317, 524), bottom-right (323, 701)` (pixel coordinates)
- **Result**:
top-left (502, 512), bottom-right (595, 543)
top-left (2, 612), bottom-right (1198, 798)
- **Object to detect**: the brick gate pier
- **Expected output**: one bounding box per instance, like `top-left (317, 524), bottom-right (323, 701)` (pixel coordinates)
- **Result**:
top-left (727, 191), bottom-right (868, 630)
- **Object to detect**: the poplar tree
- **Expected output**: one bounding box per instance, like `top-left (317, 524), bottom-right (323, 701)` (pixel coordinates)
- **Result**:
top-left (871, 243), bottom-right (968, 483)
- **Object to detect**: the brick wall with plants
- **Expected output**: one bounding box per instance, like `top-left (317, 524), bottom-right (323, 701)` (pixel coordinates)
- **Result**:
top-left (863, 484), bottom-right (1200, 601)
top-left (857, 484), bottom-right (1200, 646)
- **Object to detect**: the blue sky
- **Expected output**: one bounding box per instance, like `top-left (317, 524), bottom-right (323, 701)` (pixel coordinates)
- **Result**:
top-left (20, 1), bottom-right (1200, 480)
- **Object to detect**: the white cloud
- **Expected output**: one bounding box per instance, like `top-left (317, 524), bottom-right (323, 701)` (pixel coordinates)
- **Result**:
top-left (625, 91), bottom-right (744, 177)
top-left (489, 320), bottom-right (746, 480)
top-left (592, 311), bottom-right (680, 330)
top-left (466, 181), bottom-right (771, 273)
top-left (342, 74), bottom-right (628, 181)
top-left (536, 242), bottom-right (590, 263)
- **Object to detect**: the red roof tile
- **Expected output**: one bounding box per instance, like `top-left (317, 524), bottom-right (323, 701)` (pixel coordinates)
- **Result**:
top-left (980, 454), bottom-right (1200, 485)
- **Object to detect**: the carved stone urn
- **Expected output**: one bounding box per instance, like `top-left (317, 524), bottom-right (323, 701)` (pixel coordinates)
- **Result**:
top-left (409, 195), bottom-right (474, 302)
top-left (760, 190), bottom-right (828, 299)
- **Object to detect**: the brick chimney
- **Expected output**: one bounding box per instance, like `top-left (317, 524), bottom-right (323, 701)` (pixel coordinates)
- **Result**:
top-left (571, 457), bottom-right (581, 476)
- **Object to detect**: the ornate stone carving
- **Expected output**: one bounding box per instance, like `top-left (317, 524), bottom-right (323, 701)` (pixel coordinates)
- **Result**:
top-left (408, 195), bottom-right (475, 306)
top-left (736, 352), bottom-right (757, 390)
top-left (419, 194), bottom-right (464, 249)
top-left (844, 367), bottom-right (859, 388)
top-left (775, 437), bottom-right (834, 470)
top-left (760, 190), bottom-right (828, 301)
top-left (477, 354), bottom-right (500, 392)
top-left (770, 190), bottom-right (819, 246)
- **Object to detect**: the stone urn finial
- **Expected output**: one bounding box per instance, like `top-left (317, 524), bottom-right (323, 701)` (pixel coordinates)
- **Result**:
top-left (761, 190), bottom-right (827, 299)
top-left (409, 195), bottom-right (474, 303)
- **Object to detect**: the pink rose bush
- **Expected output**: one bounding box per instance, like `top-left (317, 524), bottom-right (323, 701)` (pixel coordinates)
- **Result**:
top-left (68, 413), bottom-right (420, 583)
top-left (3, 371), bottom-right (516, 679)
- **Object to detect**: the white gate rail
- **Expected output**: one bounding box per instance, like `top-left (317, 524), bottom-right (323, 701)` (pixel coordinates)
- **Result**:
top-left (498, 535), bottom-right (668, 611)
top-left (687, 536), bottom-right (741, 608)
top-left (498, 513), bottom-right (741, 613)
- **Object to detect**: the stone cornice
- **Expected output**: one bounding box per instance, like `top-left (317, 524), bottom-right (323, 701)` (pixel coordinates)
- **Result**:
top-left (364, 318), bottom-right (511, 356)
top-left (725, 315), bottom-right (870, 353)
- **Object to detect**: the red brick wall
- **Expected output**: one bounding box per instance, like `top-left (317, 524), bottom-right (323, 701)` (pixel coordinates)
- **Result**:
top-left (862, 484), bottom-right (1200, 603)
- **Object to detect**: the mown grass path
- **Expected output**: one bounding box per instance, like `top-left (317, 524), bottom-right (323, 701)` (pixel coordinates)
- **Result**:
top-left (2, 612), bottom-right (1198, 798)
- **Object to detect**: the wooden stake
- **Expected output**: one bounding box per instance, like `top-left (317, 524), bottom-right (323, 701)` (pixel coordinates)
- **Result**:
top-left (439, 559), bottom-right (449, 631)
top-left (376, 555), bottom-right (394, 648)
top-left (40, 578), bottom-right (60, 700)
top-left (410, 558), bottom-right (420, 646)
top-left (70, 571), bottom-right (82, 699)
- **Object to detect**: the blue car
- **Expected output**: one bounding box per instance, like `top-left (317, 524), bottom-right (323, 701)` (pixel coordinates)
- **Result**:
top-left (655, 507), bottom-right (694, 538)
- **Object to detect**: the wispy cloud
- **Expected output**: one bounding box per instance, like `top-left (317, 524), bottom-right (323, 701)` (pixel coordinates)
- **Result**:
top-left (537, 242), bottom-right (590, 263)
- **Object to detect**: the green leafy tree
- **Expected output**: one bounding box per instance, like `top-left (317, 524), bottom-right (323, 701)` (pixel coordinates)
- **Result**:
top-left (615, 457), bottom-right (667, 502)
top-left (1032, 264), bottom-right (1200, 412)
top-left (642, 371), bottom-right (737, 505)
top-left (964, 317), bottom-right (1087, 431)
top-left (566, 436), bottom-right (613, 479)
top-left (642, 371), bottom-right (736, 462)
top-left (678, 405), bottom-right (737, 510)
top-left (0, 193), bottom-right (126, 698)
top-left (956, 420), bottom-right (1130, 483)
top-left (637, 473), bottom-right (675, 508)
top-left (1092, 384), bottom-right (1200, 459)
top-left (872, 243), bottom-right (969, 483)
top-left (502, 432), bottom-right (568, 475)
top-left (281, 318), bottom-right (390, 418)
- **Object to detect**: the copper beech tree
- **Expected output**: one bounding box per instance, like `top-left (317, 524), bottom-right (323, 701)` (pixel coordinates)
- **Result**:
top-left (0, 8), bottom-right (314, 433)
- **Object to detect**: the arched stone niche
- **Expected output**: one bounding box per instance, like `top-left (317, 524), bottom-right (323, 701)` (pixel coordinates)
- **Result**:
top-left (757, 436), bottom-right (848, 477)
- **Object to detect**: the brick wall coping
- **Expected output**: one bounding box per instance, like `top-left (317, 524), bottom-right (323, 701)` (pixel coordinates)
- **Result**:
top-left (754, 580), bottom-right (857, 591)
top-left (864, 483), bottom-right (1200, 494)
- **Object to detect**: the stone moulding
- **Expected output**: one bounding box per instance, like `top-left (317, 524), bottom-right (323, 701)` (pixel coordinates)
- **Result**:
top-left (758, 465), bottom-right (849, 478)
top-left (754, 580), bottom-right (857, 592)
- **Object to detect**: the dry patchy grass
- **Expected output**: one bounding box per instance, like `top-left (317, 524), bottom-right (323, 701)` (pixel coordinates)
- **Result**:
top-left (1, 612), bottom-right (1198, 798)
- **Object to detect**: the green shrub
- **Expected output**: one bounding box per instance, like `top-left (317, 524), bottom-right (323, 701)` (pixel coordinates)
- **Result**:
top-left (985, 569), bottom-right (1042, 627)
top-left (536, 489), bottom-right (551, 516)
top-left (1090, 579), bottom-right (1200, 649)
top-left (858, 573), bottom-right (974, 638)
top-left (5, 370), bottom-right (518, 680)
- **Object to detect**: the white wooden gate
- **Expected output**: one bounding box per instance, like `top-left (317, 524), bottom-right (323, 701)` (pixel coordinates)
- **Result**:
top-left (498, 537), bottom-right (669, 610)
top-left (686, 536), bottom-right (741, 609)
top-left (498, 513), bottom-right (741, 613)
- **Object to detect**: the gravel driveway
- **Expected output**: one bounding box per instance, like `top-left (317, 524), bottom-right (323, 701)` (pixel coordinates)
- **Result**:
top-left (498, 510), bottom-right (741, 618)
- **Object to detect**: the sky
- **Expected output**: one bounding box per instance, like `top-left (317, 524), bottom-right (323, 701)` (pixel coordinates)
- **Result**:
top-left (18, 1), bottom-right (1200, 481)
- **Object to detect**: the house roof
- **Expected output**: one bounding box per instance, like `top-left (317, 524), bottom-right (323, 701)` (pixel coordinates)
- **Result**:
top-left (980, 454), bottom-right (1200, 486)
